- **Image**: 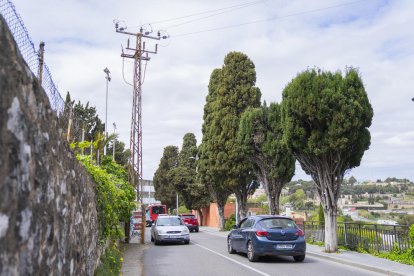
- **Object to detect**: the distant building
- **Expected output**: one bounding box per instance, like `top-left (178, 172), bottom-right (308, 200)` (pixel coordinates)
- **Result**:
top-left (140, 179), bottom-right (160, 205)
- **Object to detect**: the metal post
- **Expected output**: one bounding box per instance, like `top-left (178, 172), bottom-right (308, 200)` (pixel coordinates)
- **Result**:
top-left (81, 128), bottom-right (85, 155)
top-left (103, 68), bottom-right (111, 156)
top-left (112, 123), bottom-right (116, 161)
top-left (344, 223), bottom-right (348, 247)
top-left (235, 198), bottom-right (239, 225)
top-left (176, 193), bottom-right (179, 215)
top-left (374, 224), bottom-right (379, 253)
top-left (66, 105), bottom-right (73, 143)
top-left (37, 42), bottom-right (45, 85)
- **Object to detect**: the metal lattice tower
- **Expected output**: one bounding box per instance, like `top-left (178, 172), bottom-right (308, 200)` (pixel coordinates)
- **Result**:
top-left (115, 22), bottom-right (167, 200)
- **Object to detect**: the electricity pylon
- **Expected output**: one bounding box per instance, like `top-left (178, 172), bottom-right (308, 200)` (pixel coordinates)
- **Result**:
top-left (115, 21), bottom-right (168, 243)
top-left (115, 22), bottom-right (165, 196)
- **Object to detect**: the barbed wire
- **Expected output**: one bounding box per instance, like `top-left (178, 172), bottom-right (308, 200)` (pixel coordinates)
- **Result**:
top-left (0, 0), bottom-right (64, 115)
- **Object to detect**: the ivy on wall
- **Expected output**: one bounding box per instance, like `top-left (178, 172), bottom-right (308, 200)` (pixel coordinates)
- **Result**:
top-left (77, 154), bottom-right (135, 242)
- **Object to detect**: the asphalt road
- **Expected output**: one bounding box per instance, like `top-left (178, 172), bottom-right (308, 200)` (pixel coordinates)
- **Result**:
top-left (142, 228), bottom-right (383, 276)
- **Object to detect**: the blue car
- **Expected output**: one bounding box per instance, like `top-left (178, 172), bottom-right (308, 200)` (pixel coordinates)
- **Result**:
top-left (227, 215), bottom-right (306, 262)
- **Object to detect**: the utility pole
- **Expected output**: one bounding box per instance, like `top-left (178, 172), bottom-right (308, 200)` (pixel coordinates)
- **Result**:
top-left (104, 67), bottom-right (111, 156)
top-left (112, 122), bottom-right (116, 161)
top-left (115, 21), bottom-right (168, 244)
top-left (115, 22), bottom-right (168, 197)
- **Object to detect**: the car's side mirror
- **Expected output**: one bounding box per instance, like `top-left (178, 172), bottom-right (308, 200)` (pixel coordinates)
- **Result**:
top-left (232, 225), bottom-right (238, 229)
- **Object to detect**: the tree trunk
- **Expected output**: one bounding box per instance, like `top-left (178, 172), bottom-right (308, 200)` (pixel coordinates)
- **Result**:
top-left (324, 208), bottom-right (338, 253)
top-left (217, 201), bottom-right (226, 230)
top-left (268, 180), bottom-right (282, 215)
top-left (197, 209), bottom-right (203, 226)
top-left (295, 155), bottom-right (343, 253)
top-left (124, 219), bottom-right (130, 243)
top-left (261, 171), bottom-right (282, 215)
top-left (235, 190), bottom-right (248, 220)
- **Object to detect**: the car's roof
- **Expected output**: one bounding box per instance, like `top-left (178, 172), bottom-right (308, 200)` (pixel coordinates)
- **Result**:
top-left (157, 215), bottom-right (179, 218)
top-left (251, 215), bottom-right (293, 220)
top-left (179, 213), bottom-right (194, 216)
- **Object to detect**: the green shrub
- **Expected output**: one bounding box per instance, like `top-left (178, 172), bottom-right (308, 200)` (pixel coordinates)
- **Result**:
top-left (224, 214), bottom-right (236, 231)
top-left (77, 155), bottom-right (135, 242)
top-left (261, 204), bottom-right (269, 215)
top-left (409, 224), bottom-right (414, 247)
top-left (94, 242), bottom-right (122, 276)
top-left (373, 243), bottom-right (414, 266)
top-left (178, 205), bottom-right (189, 214)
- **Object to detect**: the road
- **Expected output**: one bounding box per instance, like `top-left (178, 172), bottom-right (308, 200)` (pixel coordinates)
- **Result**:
top-left (142, 228), bottom-right (382, 276)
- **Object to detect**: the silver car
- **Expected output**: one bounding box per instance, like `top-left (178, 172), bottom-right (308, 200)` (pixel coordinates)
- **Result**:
top-left (151, 215), bottom-right (190, 245)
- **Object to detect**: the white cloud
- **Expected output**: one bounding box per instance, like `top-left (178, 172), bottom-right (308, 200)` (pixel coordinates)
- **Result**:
top-left (8, 0), bottom-right (414, 182)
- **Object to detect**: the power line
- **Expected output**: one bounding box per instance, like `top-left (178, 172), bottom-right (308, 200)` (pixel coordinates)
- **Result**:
top-left (163, 1), bottom-right (265, 29)
top-left (148, 0), bottom-right (265, 25)
top-left (172, 0), bottom-right (368, 38)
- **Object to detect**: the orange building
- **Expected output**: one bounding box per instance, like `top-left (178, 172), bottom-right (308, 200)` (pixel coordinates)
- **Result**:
top-left (195, 202), bottom-right (235, 227)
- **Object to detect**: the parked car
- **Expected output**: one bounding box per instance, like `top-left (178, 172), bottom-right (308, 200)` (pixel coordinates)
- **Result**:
top-left (227, 215), bottom-right (306, 262)
top-left (179, 214), bottom-right (199, 232)
top-left (151, 215), bottom-right (190, 245)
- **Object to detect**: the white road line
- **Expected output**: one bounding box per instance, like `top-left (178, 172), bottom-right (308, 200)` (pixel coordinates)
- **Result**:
top-left (191, 241), bottom-right (271, 276)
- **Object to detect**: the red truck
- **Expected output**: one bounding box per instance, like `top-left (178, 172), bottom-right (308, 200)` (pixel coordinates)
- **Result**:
top-left (179, 214), bottom-right (199, 232)
top-left (145, 204), bottom-right (167, 226)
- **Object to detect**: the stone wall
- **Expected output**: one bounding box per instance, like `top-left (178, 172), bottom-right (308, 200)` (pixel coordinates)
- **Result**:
top-left (0, 16), bottom-right (100, 275)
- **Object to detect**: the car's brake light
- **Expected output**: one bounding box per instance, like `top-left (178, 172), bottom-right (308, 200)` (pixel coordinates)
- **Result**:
top-left (255, 231), bottom-right (269, 237)
top-left (295, 229), bottom-right (305, 236)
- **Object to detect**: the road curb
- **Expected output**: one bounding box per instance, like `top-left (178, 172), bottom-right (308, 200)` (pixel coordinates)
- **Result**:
top-left (307, 251), bottom-right (407, 276)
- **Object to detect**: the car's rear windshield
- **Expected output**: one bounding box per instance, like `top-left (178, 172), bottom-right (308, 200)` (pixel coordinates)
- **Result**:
top-left (259, 218), bottom-right (297, 229)
top-left (157, 217), bottom-right (183, 226)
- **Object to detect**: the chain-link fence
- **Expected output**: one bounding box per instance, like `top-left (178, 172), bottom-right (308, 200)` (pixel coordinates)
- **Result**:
top-left (0, 0), bottom-right (64, 114)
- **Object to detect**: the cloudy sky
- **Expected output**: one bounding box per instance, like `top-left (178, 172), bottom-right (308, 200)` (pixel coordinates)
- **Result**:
top-left (8, 0), bottom-right (414, 182)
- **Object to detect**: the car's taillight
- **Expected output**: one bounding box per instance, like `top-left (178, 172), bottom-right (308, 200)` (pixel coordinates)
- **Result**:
top-left (295, 229), bottom-right (305, 237)
top-left (255, 231), bottom-right (269, 237)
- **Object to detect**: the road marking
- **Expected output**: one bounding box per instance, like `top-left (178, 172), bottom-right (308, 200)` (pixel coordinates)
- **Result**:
top-left (191, 241), bottom-right (271, 276)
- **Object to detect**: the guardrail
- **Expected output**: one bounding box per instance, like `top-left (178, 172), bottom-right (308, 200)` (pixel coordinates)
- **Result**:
top-left (0, 0), bottom-right (64, 114)
top-left (299, 221), bottom-right (412, 253)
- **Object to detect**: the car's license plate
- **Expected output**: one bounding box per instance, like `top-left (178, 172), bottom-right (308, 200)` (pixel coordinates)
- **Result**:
top-left (276, 244), bottom-right (293, 249)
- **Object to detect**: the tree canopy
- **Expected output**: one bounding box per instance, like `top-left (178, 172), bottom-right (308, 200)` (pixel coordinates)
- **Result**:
top-left (281, 67), bottom-right (373, 252)
top-left (169, 133), bottom-right (210, 211)
top-left (238, 102), bottom-right (295, 214)
top-left (153, 146), bottom-right (179, 208)
top-left (199, 52), bottom-right (261, 226)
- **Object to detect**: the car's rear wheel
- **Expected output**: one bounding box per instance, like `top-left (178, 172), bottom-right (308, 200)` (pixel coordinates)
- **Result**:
top-left (228, 239), bottom-right (236, 254)
top-left (247, 241), bottom-right (259, 262)
top-left (195, 227), bottom-right (199, 232)
top-left (293, 255), bottom-right (305, 262)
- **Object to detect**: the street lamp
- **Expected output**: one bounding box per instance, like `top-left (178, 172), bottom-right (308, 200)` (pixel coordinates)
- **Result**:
top-left (103, 67), bottom-right (111, 155)
top-left (112, 122), bottom-right (116, 161)
top-left (176, 193), bottom-right (179, 215)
